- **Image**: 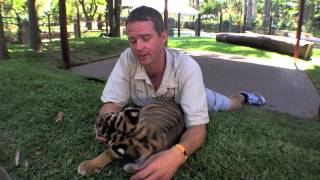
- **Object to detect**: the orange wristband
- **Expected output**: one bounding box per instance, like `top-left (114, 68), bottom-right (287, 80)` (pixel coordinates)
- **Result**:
top-left (175, 144), bottom-right (188, 160)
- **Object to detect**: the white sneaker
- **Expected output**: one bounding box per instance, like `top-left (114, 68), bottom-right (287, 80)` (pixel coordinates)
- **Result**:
top-left (240, 91), bottom-right (266, 106)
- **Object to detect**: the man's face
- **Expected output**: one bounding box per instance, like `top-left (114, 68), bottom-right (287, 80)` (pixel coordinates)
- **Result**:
top-left (127, 20), bottom-right (167, 66)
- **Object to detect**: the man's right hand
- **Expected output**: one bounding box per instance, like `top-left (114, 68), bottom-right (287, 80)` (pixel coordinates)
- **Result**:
top-left (96, 102), bottom-right (122, 143)
top-left (99, 102), bottom-right (122, 116)
top-left (96, 134), bottom-right (108, 143)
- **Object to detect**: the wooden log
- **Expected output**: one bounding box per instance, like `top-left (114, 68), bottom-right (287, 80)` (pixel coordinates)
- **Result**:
top-left (216, 33), bottom-right (314, 59)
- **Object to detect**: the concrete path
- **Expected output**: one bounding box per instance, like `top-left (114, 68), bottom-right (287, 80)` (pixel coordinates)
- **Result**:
top-left (71, 50), bottom-right (320, 119)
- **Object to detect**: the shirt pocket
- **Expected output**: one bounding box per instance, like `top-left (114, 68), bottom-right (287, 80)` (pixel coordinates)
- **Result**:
top-left (131, 80), bottom-right (153, 106)
top-left (160, 88), bottom-right (176, 99)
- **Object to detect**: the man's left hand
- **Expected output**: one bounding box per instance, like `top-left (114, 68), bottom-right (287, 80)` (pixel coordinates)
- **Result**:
top-left (130, 146), bottom-right (186, 180)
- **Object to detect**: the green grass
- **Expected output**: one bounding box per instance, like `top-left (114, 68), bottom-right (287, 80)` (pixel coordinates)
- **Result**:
top-left (313, 48), bottom-right (320, 58)
top-left (1, 36), bottom-right (320, 179)
top-left (8, 36), bottom-right (128, 68)
top-left (305, 60), bottom-right (320, 92)
top-left (0, 60), bottom-right (320, 179)
top-left (168, 37), bottom-right (289, 59)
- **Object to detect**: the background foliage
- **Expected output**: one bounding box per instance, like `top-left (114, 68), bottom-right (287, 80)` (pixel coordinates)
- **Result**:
top-left (2, 0), bottom-right (320, 36)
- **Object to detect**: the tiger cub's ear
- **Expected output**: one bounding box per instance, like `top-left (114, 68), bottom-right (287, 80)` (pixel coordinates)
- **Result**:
top-left (124, 108), bottom-right (140, 125)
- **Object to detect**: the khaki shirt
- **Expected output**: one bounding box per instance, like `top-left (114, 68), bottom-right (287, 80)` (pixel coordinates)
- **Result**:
top-left (101, 48), bottom-right (209, 127)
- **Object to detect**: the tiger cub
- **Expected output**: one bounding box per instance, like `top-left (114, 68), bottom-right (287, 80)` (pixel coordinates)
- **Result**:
top-left (78, 100), bottom-right (185, 176)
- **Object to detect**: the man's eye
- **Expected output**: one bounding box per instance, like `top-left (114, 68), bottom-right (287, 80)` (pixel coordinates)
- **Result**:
top-left (142, 36), bottom-right (151, 41)
top-left (129, 39), bottom-right (136, 44)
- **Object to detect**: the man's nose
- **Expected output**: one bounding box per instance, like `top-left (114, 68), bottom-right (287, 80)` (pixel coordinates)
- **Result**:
top-left (135, 39), bottom-right (144, 51)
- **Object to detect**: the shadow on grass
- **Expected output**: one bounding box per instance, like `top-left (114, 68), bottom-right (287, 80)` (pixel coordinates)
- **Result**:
top-left (7, 37), bottom-right (129, 68)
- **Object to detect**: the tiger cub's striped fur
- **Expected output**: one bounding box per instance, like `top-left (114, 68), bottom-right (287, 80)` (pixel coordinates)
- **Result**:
top-left (78, 100), bottom-right (185, 175)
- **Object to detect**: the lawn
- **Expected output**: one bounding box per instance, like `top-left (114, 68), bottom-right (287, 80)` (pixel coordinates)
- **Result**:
top-left (168, 37), bottom-right (288, 59)
top-left (1, 36), bottom-right (320, 179)
top-left (9, 36), bottom-right (128, 68)
top-left (0, 60), bottom-right (319, 179)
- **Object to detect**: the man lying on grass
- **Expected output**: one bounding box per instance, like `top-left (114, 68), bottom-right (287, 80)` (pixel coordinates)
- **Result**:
top-left (93, 6), bottom-right (265, 179)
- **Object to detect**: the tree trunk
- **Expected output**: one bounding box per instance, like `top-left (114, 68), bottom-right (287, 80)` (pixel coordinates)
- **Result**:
top-left (164, 0), bottom-right (168, 46)
top-left (294, 0), bottom-right (306, 62)
top-left (97, 14), bottom-right (103, 30)
top-left (48, 14), bottom-right (52, 42)
top-left (114, 0), bottom-right (121, 37)
top-left (104, 4), bottom-right (109, 33)
top-left (27, 0), bottom-right (42, 51)
top-left (219, 11), bottom-right (223, 32)
top-left (216, 33), bottom-right (313, 59)
top-left (59, 0), bottom-right (71, 69)
top-left (195, 0), bottom-right (199, 10)
top-left (243, 0), bottom-right (247, 32)
top-left (178, 13), bottom-right (181, 37)
top-left (79, 0), bottom-right (98, 31)
top-left (75, 1), bottom-right (81, 38)
top-left (164, 0), bottom-right (168, 33)
top-left (262, 0), bottom-right (271, 28)
top-left (252, 0), bottom-right (257, 17)
top-left (239, 9), bottom-right (243, 33)
top-left (16, 13), bottom-right (23, 44)
top-left (246, 0), bottom-right (253, 29)
top-left (86, 20), bottom-right (93, 30)
top-left (196, 13), bottom-right (201, 36)
top-left (273, 0), bottom-right (279, 27)
top-left (107, 0), bottom-right (114, 36)
top-left (0, 2), bottom-right (9, 59)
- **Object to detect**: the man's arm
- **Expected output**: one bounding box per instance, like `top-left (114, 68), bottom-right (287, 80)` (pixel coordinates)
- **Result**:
top-left (179, 124), bottom-right (207, 156)
top-left (131, 124), bottom-right (206, 180)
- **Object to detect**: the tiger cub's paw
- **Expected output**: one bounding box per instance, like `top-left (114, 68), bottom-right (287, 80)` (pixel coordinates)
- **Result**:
top-left (78, 160), bottom-right (102, 176)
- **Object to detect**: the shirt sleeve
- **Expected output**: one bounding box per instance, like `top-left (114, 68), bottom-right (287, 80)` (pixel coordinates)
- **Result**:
top-left (178, 56), bottom-right (209, 127)
top-left (101, 49), bottom-right (132, 108)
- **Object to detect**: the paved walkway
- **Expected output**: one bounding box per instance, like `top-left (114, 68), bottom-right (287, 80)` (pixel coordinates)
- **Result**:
top-left (71, 49), bottom-right (320, 119)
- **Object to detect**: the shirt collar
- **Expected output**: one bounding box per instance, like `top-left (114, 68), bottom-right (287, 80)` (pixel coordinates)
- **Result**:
top-left (133, 48), bottom-right (178, 93)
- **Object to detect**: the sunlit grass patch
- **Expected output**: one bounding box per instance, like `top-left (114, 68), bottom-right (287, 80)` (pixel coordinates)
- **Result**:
top-left (168, 37), bottom-right (286, 59)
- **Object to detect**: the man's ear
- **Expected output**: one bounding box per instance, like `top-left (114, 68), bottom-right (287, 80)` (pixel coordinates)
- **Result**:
top-left (161, 31), bottom-right (168, 45)
top-left (124, 108), bottom-right (140, 125)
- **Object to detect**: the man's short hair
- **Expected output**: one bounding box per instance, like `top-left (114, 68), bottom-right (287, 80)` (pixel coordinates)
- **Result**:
top-left (126, 6), bottom-right (165, 36)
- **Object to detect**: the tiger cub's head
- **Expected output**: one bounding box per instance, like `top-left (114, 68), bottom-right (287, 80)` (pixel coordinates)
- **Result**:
top-left (95, 108), bottom-right (141, 143)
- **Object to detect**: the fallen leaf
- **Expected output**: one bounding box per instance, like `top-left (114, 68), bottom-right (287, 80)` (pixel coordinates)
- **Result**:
top-left (35, 150), bottom-right (42, 156)
top-left (56, 112), bottom-right (64, 123)
top-left (15, 150), bottom-right (20, 167)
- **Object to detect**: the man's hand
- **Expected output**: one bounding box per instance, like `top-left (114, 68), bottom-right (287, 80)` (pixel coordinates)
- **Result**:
top-left (96, 102), bottom-right (122, 143)
top-left (131, 146), bottom-right (186, 180)
top-left (95, 134), bottom-right (107, 143)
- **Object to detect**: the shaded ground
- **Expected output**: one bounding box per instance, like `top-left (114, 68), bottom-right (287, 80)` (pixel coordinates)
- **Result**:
top-left (71, 49), bottom-right (320, 119)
